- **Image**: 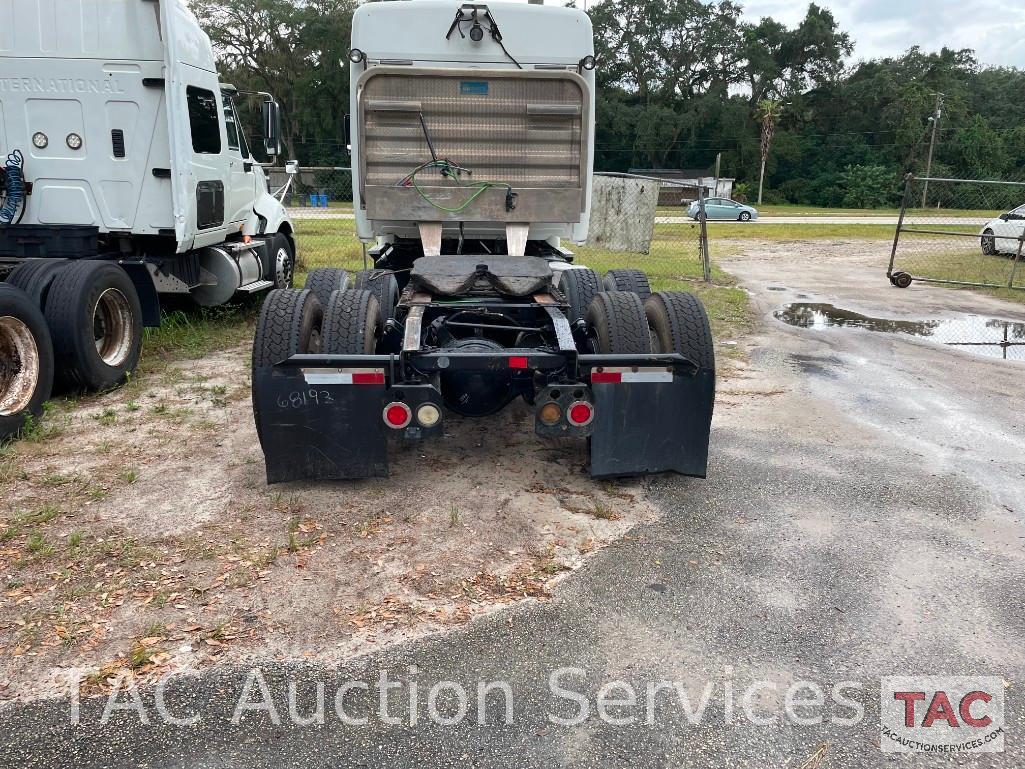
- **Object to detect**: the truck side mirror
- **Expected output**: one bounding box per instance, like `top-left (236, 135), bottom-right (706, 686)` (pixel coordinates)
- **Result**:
top-left (263, 100), bottom-right (282, 156)
top-left (344, 114), bottom-right (352, 154)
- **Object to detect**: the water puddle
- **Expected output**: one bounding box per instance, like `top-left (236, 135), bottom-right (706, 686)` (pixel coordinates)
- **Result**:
top-left (774, 303), bottom-right (1025, 361)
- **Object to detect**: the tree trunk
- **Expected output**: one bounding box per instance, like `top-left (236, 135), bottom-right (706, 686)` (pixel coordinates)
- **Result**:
top-left (757, 156), bottom-right (766, 205)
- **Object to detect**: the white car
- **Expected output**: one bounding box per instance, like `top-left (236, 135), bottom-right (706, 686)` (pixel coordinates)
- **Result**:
top-left (980, 204), bottom-right (1025, 256)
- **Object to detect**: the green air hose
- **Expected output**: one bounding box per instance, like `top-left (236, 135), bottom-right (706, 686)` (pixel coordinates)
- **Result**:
top-left (400, 160), bottom-right (514, 214)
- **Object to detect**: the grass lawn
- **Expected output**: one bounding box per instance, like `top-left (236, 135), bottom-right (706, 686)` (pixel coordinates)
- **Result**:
top-left (689, 221), bottom-right (898, 241)
top-left (893, 242), bottom-right (1025, 303)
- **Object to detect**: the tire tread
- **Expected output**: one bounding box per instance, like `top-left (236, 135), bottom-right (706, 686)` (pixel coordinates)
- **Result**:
top-left (644, 291), bottom-right (714, 369)
top-left (560, 268), bottom-right (603, 323)
top-left (44, 260), bottom-right (142, 391)
top-left (587, 291), bottom-right (652, 354)
top-left (252, 289), bottom-right (318, 368)
top-left (602, 268), bottom-right (652, 299)
top-left (353, 270), bottom-right (398, 325)
top-left (304, 268), bottom-right (349, 309)
top-left (322, 289), bottom-right (379, 354)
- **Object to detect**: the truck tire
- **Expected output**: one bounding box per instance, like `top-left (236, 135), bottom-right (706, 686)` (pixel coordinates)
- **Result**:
top-left (353, 270), bottom-right (398, 326)
top-left (0, 284), bottom-right (54, 440)
top-left (269, 233), bottom-right (295, 290)
top-left (304, 268), bottom-right (350, 310)
top-left (602, 268), bottom-right (651, 300)
top-left (559, 268), bottom-right (603, 324)
top-left (644, 291), bottom-right (715, 370)
top-left (322, 289), bottom-right (379, 354)
top-left (44, 260), bottom-right (143, 392)
top-left (6, 259), bottom-right (69, 307)
top-left (252, 288), bottom-right (323, 368)
top-left (587, 291), bottom-right (652, 354)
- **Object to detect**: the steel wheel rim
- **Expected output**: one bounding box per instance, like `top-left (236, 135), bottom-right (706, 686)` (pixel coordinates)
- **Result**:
top-left (0, 315), bottom-right (40, 417)
top-left (275, 247), bottom-right (293, 287)
top-left (307, 327), bottom-right (322, 354)
top-left (92, 288), bottom-right (134, 367)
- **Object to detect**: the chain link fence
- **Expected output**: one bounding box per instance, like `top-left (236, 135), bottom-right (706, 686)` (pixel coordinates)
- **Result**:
top-left (273, 167), bottom-right (710, 290)
top-left (888, 175), bottom-right (1025, 292)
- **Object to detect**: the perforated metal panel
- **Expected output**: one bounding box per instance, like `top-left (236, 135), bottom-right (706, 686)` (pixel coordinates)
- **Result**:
top-left (357, 67), bottom-right (589, 223)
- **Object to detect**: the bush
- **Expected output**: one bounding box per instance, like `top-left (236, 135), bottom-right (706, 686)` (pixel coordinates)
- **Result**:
top-left (838, 164), bottom-right (899, 208)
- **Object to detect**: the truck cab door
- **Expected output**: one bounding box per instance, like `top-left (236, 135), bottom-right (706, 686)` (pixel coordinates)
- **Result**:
top-left (160, 0), bottom-right (229, 250)
top-left (223, 97), bottom-right (256, 226)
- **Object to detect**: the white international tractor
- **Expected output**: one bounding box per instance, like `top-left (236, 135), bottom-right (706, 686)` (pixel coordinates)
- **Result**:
top-left (0, 0), bottom-right (295, 439)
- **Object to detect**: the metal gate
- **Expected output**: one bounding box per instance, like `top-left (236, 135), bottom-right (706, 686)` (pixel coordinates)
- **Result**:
top-left (887, 174), bottom-right (1025, 292)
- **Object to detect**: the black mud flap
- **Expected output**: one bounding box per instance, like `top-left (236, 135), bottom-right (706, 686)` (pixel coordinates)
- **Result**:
top-left (253, 364), bottom-right (389, 484)
top-left (588, 366), bottom-right (715, 478)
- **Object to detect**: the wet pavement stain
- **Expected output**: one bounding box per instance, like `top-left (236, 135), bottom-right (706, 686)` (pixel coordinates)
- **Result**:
top-left (775, 303), bottom-right (1025, 361)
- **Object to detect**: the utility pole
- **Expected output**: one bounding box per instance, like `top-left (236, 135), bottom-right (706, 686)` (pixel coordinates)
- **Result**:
top-left (713, 152), bottom-right (721, 197)
top-left (920, 92), bottom-right (944, 208)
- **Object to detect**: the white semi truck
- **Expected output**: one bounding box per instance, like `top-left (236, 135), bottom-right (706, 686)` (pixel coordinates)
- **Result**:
top-left (0, 0), bottom-right (294, 438)
top-left (251, 1), bottom-right (717, 483)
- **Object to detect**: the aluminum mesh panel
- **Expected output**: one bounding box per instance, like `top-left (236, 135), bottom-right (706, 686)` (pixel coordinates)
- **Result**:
top-left (360, 70), bottom-right (586, 189)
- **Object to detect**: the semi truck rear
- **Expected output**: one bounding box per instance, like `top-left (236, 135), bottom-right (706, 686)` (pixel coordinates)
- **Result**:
top-left (249, 0), bottom-right (715, 482)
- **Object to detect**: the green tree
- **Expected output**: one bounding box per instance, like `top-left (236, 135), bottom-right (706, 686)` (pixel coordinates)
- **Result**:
top-left (193, 0), bottom-right (356, 163)
top-left (838, 164), bottom-right (899, 208)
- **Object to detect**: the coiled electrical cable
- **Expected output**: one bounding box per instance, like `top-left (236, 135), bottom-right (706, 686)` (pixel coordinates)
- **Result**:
top-left (0, 150), bottom-right (26, 225)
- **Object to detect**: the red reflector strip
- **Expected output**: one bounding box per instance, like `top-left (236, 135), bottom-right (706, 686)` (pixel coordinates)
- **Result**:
top-left (590, 368), bottom-right (674, 384)
top-left (508, 356), bottom-right (529, 369)
top-left (303, 368), bottom-right (386, 385)
top-left (351, 372), bottom-right (386, 385)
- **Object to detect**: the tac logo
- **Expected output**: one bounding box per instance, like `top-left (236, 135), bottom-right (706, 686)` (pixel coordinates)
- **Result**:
top-left (880, 676), bottom-right (1005, 753)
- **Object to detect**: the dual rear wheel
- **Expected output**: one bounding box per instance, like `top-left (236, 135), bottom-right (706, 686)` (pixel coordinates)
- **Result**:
top-left (586, 288), bottom-right (715, 369)
top-left (562, 267), bottom-right (714, 367)
top-left (3, 258), bottom-right (143, 395)
top-left (253, 268), bottom-right (390, 367)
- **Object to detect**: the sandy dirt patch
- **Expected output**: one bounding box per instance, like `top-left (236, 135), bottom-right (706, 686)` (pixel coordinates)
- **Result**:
top-left (0, 343), bottom-right (657, 702)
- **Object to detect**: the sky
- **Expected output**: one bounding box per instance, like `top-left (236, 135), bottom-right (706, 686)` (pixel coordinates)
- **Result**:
top-left (735, 0), bottom-right (1025, 68)
top-left (551, 0), bottom-right (1025, 68)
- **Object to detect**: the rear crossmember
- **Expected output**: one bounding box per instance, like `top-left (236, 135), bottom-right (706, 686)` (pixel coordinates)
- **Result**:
top-left (253, 350), bottom-right (715, 484)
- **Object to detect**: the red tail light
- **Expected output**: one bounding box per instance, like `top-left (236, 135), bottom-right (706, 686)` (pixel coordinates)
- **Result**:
top-left (508, 356), bottom-right (529, 369)
top-left (383, 402), bottom-right (412, 429)
top-left (567, 401), bottom-right (594, 427)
